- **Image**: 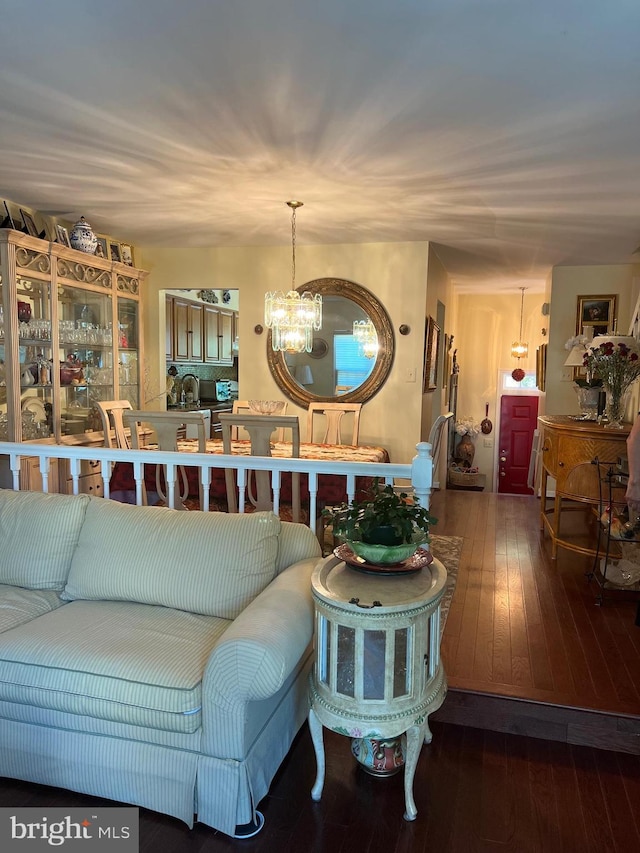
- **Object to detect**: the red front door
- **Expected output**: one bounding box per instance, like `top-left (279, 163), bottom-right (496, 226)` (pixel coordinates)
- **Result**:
top-left (498, 395), bottom-right (538, 494)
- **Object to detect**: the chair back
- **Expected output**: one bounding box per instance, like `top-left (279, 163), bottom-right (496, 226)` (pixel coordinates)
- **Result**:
top-left (96, 400), bottom-right (133, 449)
top-left (306, 402), bottom-right (362, 445)
top-left (427, 412), bottom-right (454, 489)
top-left (123, 411), bottom-right (208, 509)
top-left (231, 400), bottom-right (288, 440)
top-left (218, 413), bottom-right (301, 520)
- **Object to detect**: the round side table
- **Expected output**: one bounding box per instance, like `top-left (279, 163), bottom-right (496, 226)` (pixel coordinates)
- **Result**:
top-left (308, 553), bottom-right (448, 821)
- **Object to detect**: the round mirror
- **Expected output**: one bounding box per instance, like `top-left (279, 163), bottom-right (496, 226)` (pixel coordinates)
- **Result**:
top-left (266, 278), bottom-right (394, 407)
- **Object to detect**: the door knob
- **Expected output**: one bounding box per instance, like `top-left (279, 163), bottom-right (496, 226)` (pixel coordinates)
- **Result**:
top-left (500, 471), bottom-right (505, 477)
top-left (500, 456), bottom-right (506, 462)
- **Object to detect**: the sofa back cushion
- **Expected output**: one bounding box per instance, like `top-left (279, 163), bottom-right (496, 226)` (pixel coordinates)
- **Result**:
top-left (0, 489), bottom-right (90, 590)
top-left (62, 499), bottom-right (281, 619)
top-left (276, 521), bottom-right (321, 574)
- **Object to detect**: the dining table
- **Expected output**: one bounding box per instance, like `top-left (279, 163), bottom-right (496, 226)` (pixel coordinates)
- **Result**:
top-left (108, 438), bottom-right (390, 509)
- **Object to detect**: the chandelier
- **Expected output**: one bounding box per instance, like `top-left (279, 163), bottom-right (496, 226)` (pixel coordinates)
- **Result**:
top-left (353, 318), bottom-right (378, 359)
top-left (264, 201), bottom-right (322, 353)
top-left (511, 287), bottom-right (529, 359)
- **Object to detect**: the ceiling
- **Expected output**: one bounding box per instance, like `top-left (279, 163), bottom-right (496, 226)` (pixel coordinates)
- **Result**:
top-left (1, 0), bottom-right (639, 293)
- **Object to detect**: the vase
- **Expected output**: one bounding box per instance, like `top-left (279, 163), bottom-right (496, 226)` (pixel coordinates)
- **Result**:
top-left (603, 384), bottom-right (630, 429)
top-left (455, 433), bottom-right (476, 468)
top-left (69, 217), bottom-right (98, 254)
top-left (574, 386), bottom-right (600, 420)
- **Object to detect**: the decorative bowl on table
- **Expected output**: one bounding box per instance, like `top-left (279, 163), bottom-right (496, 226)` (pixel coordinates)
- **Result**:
top-left (347, 539), bottom-right (421, 566)
top-left (248, 400), bottom-right (286, 415)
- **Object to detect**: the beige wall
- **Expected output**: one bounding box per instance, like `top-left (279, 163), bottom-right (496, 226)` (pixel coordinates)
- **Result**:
top-left (139, 242), bottom-right (431, 463)
top-left (547, 264), bottom-right (640, 417)
top-left (452, 291), bottom-right (545, 490)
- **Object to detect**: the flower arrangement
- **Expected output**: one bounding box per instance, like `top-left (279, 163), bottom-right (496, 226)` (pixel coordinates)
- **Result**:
top-left (583, 338), bottom-right (640, 427)
top-left (564, 335), bottom-right (602, 388)
top-left (583, 339), bottom-right (640, 391)
top-left (454, 416), bottom-right (481, 437)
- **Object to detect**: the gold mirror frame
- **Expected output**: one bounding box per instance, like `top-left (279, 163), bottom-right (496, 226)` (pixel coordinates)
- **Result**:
top-left (267, 277), bottom-right (395, 407)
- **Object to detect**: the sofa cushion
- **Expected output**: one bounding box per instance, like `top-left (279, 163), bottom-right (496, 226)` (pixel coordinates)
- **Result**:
top-left (0, 599), bottom-right (229, 731)
top-left (0, 584), bottom-right (67, 633)
top-left (0, 489), bottom-right (90, 590)
top-left (276, 521), bottom-right (322, 575)
top-left (62, 499), bottom-right (281, 619)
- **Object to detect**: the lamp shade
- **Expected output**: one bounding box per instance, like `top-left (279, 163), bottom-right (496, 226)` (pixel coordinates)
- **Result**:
top-left (564, 344), bottom-right (587, 366)
top-left (294, 364), bottom-right (314, 385)
top-left (589, 334), bottom-right (639, 352)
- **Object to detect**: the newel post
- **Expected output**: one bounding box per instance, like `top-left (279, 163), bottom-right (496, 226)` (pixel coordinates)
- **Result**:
top-left (411, 442), bottom-right (433, 509)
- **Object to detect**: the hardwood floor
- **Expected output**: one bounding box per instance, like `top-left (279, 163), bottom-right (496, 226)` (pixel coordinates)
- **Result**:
top-left (431, 490), bottom-right (640, 754)
top-left (0, 490), bottom-right (638, 851)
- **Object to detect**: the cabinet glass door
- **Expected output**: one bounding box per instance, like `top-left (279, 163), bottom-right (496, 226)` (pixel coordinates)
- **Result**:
top-left (58, 285), bottom-right (114, 437)
top-left (117, 297), bottom-right (139, 408)
top-left (8, 275), bottom-right (55, 440)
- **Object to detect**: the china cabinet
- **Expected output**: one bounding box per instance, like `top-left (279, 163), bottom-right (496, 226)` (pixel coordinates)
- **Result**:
top-left (0, 228), bottom-right (146, 445)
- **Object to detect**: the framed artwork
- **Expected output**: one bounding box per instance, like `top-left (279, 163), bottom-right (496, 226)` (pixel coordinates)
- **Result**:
top-left (120, 244), bottom-right (134, 266)
top-left (423, 316), bottom-right (441, 392)
top-left (55, 224), bottom-right (70, 247)
top-left (536, 343), bottom-right (547, 392)
top-left (109, 241), bottom-right (122, 262)
top-left (576, 294), bottom-right (617, 338)
top-left (574, 294), bottom-right (617, 380)
top-left (95, 236), bottom-right (108, 258)
top-left (2, 200), bottom-right (15, 229)
top-left (20, 209), bottom-right (39, 238)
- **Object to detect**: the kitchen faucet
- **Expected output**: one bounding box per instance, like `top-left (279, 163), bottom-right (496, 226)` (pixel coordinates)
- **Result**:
top-left (181, 373), bottom-right (200, 405)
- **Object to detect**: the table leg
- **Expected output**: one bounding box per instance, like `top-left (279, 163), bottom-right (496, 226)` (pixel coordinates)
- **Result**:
top-left (423, 718), bottom-right (433, 745)
top-left (308, 707), bottom-right (325, 802)
top-left (551, 493), bottom-right (561, 560)
top-left (403, 724), bottom-right (423, 822)
top-left (540, 468), bottom-right (548, 531)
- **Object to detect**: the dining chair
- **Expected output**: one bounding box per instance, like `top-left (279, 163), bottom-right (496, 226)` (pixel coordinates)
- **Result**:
top-left (96, 400), bottom-right (133, 449)
top-left (306, 402), bottom-right (362, 445)
top-left (428, 412), bottom-right (454, 490)
top-left (231, 400), bottom-right (288, 440)
top-left (123, 410), bottom-right (208, 510)
top-left (218, 412), bottom-right (303, 522)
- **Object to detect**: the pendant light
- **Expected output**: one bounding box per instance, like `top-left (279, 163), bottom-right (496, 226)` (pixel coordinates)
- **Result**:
top-left (511, 287), bottom-right (529, 360)
top-left (264, 201), bottom-right (322, 353)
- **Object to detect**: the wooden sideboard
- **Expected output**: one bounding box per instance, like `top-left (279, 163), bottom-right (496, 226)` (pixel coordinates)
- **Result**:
top-left (538, 415), bottom-right (631, 559)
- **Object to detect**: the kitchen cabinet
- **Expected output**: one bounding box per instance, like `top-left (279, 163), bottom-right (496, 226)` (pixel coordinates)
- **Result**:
top-left (173, 298), bottom-right (203, 362)
top-left (0, 228), bottom-right (146, 448)
top-left (167, 294), bottom-right (235, 366)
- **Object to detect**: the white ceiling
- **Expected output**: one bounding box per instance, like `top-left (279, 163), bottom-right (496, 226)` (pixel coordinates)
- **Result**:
top-left (1, 0), bottom-right (639, 293)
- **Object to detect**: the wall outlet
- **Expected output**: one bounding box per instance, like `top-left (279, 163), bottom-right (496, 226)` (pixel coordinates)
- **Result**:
top-left (562, 367), bottom-right (574, 381)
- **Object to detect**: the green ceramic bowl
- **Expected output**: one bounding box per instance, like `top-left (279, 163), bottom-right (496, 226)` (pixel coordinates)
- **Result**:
top-left (348, 540), bottom-right (420, 566)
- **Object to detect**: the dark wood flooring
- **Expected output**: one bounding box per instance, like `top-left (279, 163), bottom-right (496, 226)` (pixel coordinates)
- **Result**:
top-left (0, 490), bottom-right (639, 851)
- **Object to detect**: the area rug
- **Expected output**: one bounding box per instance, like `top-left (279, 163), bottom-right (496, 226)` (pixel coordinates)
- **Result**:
top-left (429, 534), bottom-right (463, 635)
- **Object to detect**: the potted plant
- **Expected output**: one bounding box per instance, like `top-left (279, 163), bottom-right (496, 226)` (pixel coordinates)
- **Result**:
top-left (324, 478), bottom-right (437, 565)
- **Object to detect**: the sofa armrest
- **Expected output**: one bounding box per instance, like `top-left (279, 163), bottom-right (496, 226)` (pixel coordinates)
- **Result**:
top-left (203, 557), bottom-right (316, 709)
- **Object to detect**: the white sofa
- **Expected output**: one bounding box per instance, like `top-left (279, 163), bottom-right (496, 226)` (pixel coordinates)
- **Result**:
top-left (0, 488), bottom-right (321, 837)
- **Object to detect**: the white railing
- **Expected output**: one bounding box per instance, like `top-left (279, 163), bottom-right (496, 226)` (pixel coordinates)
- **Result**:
top-left (0, 441), bottom-right (433, 527)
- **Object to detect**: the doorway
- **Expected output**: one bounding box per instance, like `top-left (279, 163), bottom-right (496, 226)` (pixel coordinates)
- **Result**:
top-left (497, 394), bottom-right (539, 494)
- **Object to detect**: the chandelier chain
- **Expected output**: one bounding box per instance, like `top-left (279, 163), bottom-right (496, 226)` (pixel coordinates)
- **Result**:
top-left (291, 204), bottom-right (297, 289)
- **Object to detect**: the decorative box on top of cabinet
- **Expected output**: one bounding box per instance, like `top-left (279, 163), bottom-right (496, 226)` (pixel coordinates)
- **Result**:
top-left (538, 415), bottom-right (630, 560)
top-left (0, 228), bottom-right (147, 454)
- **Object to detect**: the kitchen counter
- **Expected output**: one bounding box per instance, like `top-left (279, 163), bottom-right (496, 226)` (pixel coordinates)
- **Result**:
top-left (168, 402), bottom-right (233, 412)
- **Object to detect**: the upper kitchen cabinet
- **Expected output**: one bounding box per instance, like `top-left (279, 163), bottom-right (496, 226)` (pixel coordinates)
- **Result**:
top-left (0, 228), bottom-right (146, 442)
top-left (167, 295), bottom-right (234, 365)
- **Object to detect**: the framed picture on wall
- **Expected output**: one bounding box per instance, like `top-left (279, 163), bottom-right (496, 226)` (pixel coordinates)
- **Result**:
top-left (423, 316), bottom-right (441, 392)
top-left (576, 294), bottom-right (617, 338)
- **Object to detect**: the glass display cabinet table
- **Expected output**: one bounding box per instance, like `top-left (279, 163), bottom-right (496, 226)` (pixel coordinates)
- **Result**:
top-left (308, 552), bottom-right (447, 822)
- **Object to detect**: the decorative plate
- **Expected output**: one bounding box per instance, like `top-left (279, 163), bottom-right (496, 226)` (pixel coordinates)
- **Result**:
top-left (309, 337), bottom-right (328, 359)
top-left (21, 397), bottom-right (46, 423)
top-left (334, 543), bottom-right (433, 575)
